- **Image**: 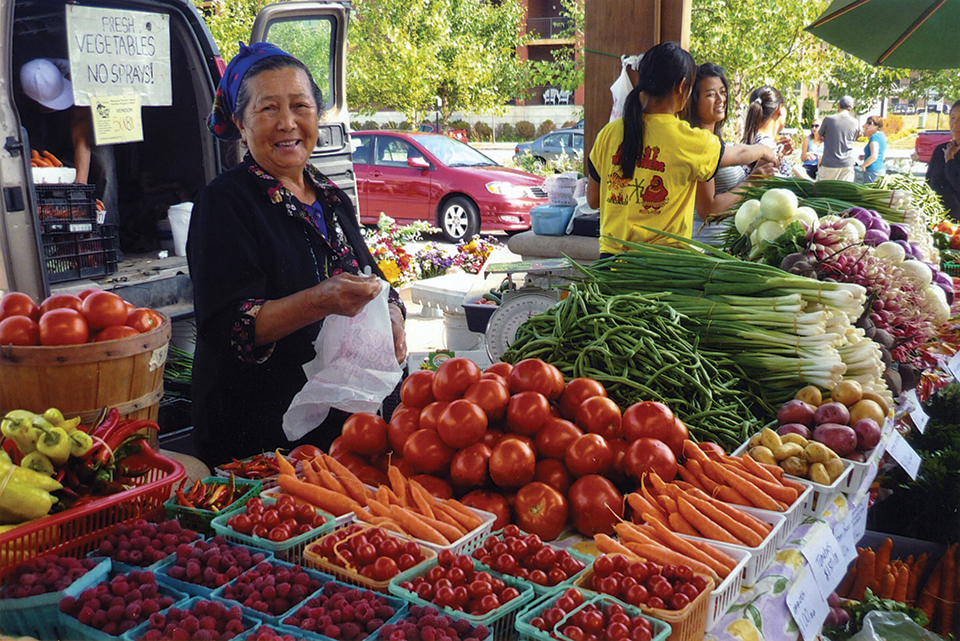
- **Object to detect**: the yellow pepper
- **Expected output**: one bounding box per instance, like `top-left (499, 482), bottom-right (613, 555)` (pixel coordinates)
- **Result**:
top-left (20, 451), bottom-right (56, 476)
top-left (36, 426), bottom-right (71, 465)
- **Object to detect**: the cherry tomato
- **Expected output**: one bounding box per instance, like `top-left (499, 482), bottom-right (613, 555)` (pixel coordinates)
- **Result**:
top-left (567, 474), bottom-right (622, 537)
top-left (341, 412), bottom-right (390, 456)
top-left (565, 433), bottom-right (613, 477)
top-left (418, 401), bottom-right (450, 432)
top-left (372, 556), bottom-right (399, 581)
top-left (268, 526), bottom-right (290, 542)
top-left (0, 292), bottom-right (40, 322)
top-left (94, 325), bottom-right (140, 342)
top-left (462, 378), bottom-right (510, 422)
top-left (505, 391), bottom-right (551, 436)
top-left (621, 401), bottom-right (687, 458)
top-left (558, 377), bottom-right (608, 420)
top-left (576, 396), bottom-right (623, 440)
top-left (400, 369), bottom-right (436, 408)
top-left (432, 357), bottom-right (481, 401)
top-left (403, 429), bottom-right (455, 475)
top-left (622, 437), bottom-right (678, 483)
top-left (81, 290), bottom-right (128, 330)
top-left (437, 399), bottom-right (487, 448)
top-left (449, 442), bottom-right (492, 488)
top-left (126, 307), bottom-right (164, 334)
top-left (228, 513), bottom-right (253, 535)
top-left (508, 358), bottom-right (564, 399)
top-left (489, 435), bottom-right (536, 488)
top-left (0, 315), bottom-right (40, 346)
top-left (534, 457), bottom-right (574, 495)
top-left (535, 417), bottom-right (583, 460)
top-left (514, 481), bottom-right (569, 541)
top-left (38, 308), bottom-right (89, 345)
top-left (38, 293), bottom-right (82, 316)
top-left (409, 474), bottom-right (453, 500)
top-left (460, 490), bottom-right (511, 530)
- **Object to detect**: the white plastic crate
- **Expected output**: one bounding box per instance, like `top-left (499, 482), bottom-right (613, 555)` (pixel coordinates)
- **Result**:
top-left (704, 544), bottom-right (751, 631)
top-left (679, 510), bottom-right (785, 588)
top-left (838, 420), bottom-right (894, 496)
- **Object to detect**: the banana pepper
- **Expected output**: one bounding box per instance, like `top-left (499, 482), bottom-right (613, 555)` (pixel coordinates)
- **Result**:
top-left (35, 425), bottom-right (71, 465)
top-left (1, 410), bottom-right (39, 454)
top-left (0, 478), bottom-right (59, 524)
top-left (21, 451), bottom-right (56, 476)
top-left (0, 458), bottom-right (62, 492)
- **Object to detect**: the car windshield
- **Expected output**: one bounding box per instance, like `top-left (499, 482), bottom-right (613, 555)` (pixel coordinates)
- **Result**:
top-left (412, 134), bottom-right (497, 167)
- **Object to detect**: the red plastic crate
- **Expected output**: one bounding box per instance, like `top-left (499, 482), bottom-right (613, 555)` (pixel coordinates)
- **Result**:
top-left (0, 454), bottom-right (185, 581)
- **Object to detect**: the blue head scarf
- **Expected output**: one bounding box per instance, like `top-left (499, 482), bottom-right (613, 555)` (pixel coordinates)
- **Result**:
top-left (207, 41), bottom-right (294, 141)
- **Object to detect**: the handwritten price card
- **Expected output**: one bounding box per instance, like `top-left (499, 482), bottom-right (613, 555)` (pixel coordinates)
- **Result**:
top-left (903, 389), bottom-right (929, 434)
top-left (787, 568), bottom-right (830, 641)
top-left (92, 94), bottom-right (143, 144)
top-left (948, 350), bottom-right (960, 382)
top-left (835, 494), bottom-right (869, 556)
top-left (801, 522), bottom-right (853, 596)
top-left (887, 430), bottom-right (921, 480)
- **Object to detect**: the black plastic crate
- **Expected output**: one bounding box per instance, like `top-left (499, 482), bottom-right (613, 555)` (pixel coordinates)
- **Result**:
top-left (41, 224), bottom-right (119, 284)
top-left (34, 183), bottom-right (97, 222)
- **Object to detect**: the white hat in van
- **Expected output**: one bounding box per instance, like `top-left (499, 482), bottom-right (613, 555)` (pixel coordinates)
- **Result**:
top-left (20, 59), bottom-right (73, 111)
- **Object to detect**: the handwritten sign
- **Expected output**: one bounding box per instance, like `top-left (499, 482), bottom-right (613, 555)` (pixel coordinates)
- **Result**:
top-left (949, 350), bottom-right (960, 382)
top-left (903, 389), bottom-right (929, 434)
top-left (66, 5), bottom-right (171, 106)
top-left (835, 495), bottom-right (868, 557)
top-left (91, 95), bottom-right (143, 144)
top-left (887, 430), bottom-right (921, 480)
top-left (787, 568), bottom-right (830, 641)
top-left (801, 523), bottom-right (852, 597)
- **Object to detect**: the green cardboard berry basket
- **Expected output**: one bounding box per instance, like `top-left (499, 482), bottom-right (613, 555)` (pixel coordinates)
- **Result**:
top-left (472, 528), bottom-right (595, 596)
top-left (163, 476), bottom-right (261, 535)
top-left (121, 596), bottom-right (260, 641)
top-left (279, 577), bottom-right (409, 640)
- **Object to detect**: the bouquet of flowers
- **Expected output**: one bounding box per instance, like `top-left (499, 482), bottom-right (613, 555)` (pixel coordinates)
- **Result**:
top-left (452, 235), bottom-right (502, 274)
top-left (362, 214), bottom-right (435, 287)
top-left (415, 242), bottom-right (454, 280)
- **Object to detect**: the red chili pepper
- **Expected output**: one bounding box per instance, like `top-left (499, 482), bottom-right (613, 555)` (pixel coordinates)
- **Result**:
top-left (92, 420), bottom-right (159, 468)
top-left (90, 407), bottom-right (121, 440)
top-left (116, 442), bottom-right (167, 479)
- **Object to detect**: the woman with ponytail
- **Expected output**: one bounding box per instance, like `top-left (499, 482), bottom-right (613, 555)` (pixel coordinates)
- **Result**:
top-left (587, 42), bottom-right (776, 254)
top-left (740, 85), bottom-right (794, 178)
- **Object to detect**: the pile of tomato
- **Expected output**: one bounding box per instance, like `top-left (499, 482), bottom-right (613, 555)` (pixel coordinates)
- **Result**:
top-left (0, 289), bottom-right (164, 346)
top-left (330, 357), bottom-right (689, 540)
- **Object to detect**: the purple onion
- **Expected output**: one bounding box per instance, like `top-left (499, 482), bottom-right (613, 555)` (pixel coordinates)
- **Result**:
top-left (889, 223), bottom-right (910, 242)
top-left (908, 243), bottom-right (923, 260)
top-left (894, 239), bottom-right (912, 255)
top-left (933, 268), bottom-right (954, 290)
top-left (874, 217), bottom-right (891, 236)
top-left (937, 282), bottom-right (955, 306)
top-left (863, 229), bottom-right (889, 246)
top-left (847, 207), bottom-right (878, 230)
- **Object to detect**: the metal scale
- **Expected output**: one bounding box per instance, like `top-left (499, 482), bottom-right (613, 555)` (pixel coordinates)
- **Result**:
top-left (481, 258), bottom-right (575, 362)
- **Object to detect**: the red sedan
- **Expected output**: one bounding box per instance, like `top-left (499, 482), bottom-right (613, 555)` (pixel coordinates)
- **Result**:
top-left (351, 131), bottom-right (548, 243)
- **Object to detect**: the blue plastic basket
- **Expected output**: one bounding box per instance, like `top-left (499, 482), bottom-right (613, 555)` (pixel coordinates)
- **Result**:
top-left (388, 557), bottom-right (535, 641)
top-left (121, 596), bottom-right (260, 641)
top-left (515, 586), bottom-right (593, 641)
top-left (280, 578), bottom-right (410, 640)
top-left (211, 559), bottom-right (337, 626)
top-left (87, 520), bottom-right (203, 575)
top-left (154, 539), bottom-right (272, 598)
top-left (210, 497), bottom-right (336, 564)
top-left (0, 556), bottom-right (110, 640)
top-left (472, 528), bottom-right (594, 595)
top-left (556, 594), bottom-right (671, 641)
top-left (164, 476), bottom-right (261, 535)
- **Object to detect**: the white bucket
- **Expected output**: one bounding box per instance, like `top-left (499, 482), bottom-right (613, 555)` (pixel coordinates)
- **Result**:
top-left (168, 202), bottom-right (193, 257)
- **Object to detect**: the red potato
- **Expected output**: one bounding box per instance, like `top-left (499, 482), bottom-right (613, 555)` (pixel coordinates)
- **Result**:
top-left (777, 423), bottom-right (811, 439)
top-left (853, 418), bottom-right (882, 450)
top-left (777, 399), bottom-right (816, 428)
top-left (814, 401), bottom-right (850, 427)
top-left (813, 423), bottom-right (858, 457)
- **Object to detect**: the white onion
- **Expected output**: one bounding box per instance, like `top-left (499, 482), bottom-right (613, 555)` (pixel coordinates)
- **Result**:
top-left (756, 219), bottom-right (787, 243)
top-left (900, 259), bottom-right (933, 287)
top-left (794, 206), bottom-right (819, 232)
top-left (924, 284), bottom-right (951, 326)
top-left (874, 241), bottom-right (906, 265)
top-left (759, 189), bottom-right (798, 222)
top-left (735, 199), bottom-right (762, 235)
top-left (843, 218), bottom-right (867, 241)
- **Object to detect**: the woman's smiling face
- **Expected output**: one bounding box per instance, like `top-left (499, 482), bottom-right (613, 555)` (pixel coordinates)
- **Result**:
top-left (697, 76), bottom-right (727, 127)
top-left (235, 66), bottom-right (319, 180)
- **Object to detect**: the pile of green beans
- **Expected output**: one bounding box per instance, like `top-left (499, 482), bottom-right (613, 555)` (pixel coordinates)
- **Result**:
top-left (501, 282), bottom-right (768, 451)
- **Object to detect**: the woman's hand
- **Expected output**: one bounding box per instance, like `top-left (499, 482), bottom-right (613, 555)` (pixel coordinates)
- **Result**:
top-left (312, 273), bottom-right (381, 317)
top-left (390, 304), bottom-right (407, 365)
top-left (945, 141), bottom-right (960, 163)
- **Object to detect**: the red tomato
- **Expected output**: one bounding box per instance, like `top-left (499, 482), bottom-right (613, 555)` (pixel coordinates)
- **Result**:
top-left (419, 401), bottom-right (450, 431)
top-left (432, 357), bottom-right (481, 401)
top-left (328, 436), bottom-right (348, 458)
top-left (564, 433), bottom-right (613, 478)
top-left (403, 429), bottom-right (455, 475)
top-left (622, 437), bottom-right (678, 483)
top-left (388, 405), bottom-right (420, 453)
top-left (39, 293), bottom-right (83, 316)
top-left (697, 440), bottom-right (726, 458)
top-left (449, 442), bottom-right (492, 488)
top-left (567, 474), bottom-right (623, 537)
top-left (514, 481), bottom-right (569, 541)
top-left (289, 444), bottom-right (324, 461)
top-left (576, 396), bottom-right (622, 440)
top-left (341, 412), bottom-right (390, 456)
top-left (607, 438), bottom-right (629, 485)
top-left (76, 288), bottom-right (101, 301)
top-left (93, 325), bottom-right (140, 342)
top-left (351, 464), bottom-right (389, 488)
top-left (81, 290), bottom-right (128, 330)
top-left (534, 458), bottom-right (573, 495)
top-left (389, 456), bottom-right (417, 478)
top-left (38, 308), bottom-right (89, 346)
top-left (535, 417), bottom-right (583, 460)
top-left (410, 474), bottom-right (453, 500)
top-left (558, 377), bottom-right (607, 420)
top-left (480, 428), bottom-right (504, 449)
top-left (0, 315), bottom-right (40, 346)
top-left (437, 399), bottom-right (488, 448)
top-left (462, 379), bottom-right (510, 422)
top-left (508, 358), bottom-right (564, 399)
top-left (400, 370), bottom-right (436, 408)
top-left (0, 292), bottom-right (40, 322)
top-left (479, 372), bottom-right (509, 388)
top-left (489, 435), bottom-right (536, 488)
top-left (460, 490), bottom-right (511, 530)
top-left (126, 308), bottom-right (164, 334)
top-left (621, 401), bottom-right (687, 458)
top-left (505, 391), bottom-right (551, 436)
top-left (484, 362), bottom-right (513, 379)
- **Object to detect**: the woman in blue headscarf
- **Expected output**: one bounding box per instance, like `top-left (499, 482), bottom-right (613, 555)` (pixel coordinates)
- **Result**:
top-left (188, 43), bottom-right (406, 467)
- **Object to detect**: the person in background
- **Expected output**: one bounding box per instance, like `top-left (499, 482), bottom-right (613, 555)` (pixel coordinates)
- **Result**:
top-left (860, 115), bottom-right (887, 184)
top-left (800, 120), bottom-right (824, 180)
top-left (189, 42), bottom-right (407, 467)
top-left (740, 86), bottom-right (794, 179)
top-left (586, 42), bottom-right (776, 254)
top-left (926, 99), bottom-right (960, 222)
top-left (818, 95), bottom-right (859, 182)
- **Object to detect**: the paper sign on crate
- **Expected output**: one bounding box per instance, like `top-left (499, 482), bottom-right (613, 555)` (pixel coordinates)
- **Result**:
top-left (886, 430), bottom-right (922, 480)
top-left (787, 567), bottom-right (830, 641)
top-left (902, 389), bottom-right (929, 434)
top-left (799, 521), bottom-right (855, 600)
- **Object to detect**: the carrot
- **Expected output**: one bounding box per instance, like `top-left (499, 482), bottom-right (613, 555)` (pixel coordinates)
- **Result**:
top-left (837, 566), bottom-right (857, 599)
top-left (352, 507), bottom-right (380, 525)
top-left (916, 555), bottom-right (942, 626)
top-left (276, 474), bottom-right (360, 517)
top-left (875, 537), bottom-right (894, 585)
top-left (738, 453), bottom-right (786, 487)
top-left (388, 466), bottom-right (411, 507)
top-left (685, 487), bottom-right (771, 537)
top-left (418, 512), bottom-right (466, 542)
top-left (879, 571), bottom-right (896, 599)
top-left (615, 522), bottom-right (660, 547)
top-left (624, 542), bottom-right (718, 581)
top-left (683, 494), bottom-right (764, 547)
top-left (274, 450), bottom-right (297, 476)
top-left (893, 563), bottom-right (910, 603)
top-left (707, 461), bottom-right (784, 512)
top-left (908, 553), bottom-right (929, 604)
top-left (676, 496), bottom-right (742, 545)
top-left (645, 471), bottom-right (669, 495)
top-left (377, 485), bottom-right (402, 506)
top-left (936, 543), bottom-right (956, 637)
top-left (722, 464), bottom-right (798, 506)
top-left (366, 498), bottom-right (394, 519)
top-left (42, 150), bottom-right (63, 167)
top-left (595, 534), bottom-right (642, 561)
top-left (667, 511), bottom-right (700, 537)
top-left (318, 469), bottom-right (347, 495)
top-left (389, 505), bottom-right (448, 545)
top-left (687, 459), bottom-right (723, 496)
top-left (626, 492), bottom-right (668, 525)
top-left (31, 149), bottom-right (42, 160)
top-left (701, 458), bottom-right (726, 485)
top-left (676, 463), bottom-right (706, 491)
top-left (656, 495), bottom-right (679, 515)
top-left (301, 459), bottom-right (322, 486)
top-left (683, 439), bottom-right (709, 462)
top-left (322, 455), bottom-right (372, 502)
top-left (850, 549), bottom-right (876, 601)
top-left (408, 480), bottom-right (438, 517)
top-left (646, 516), bottom-right (735, 578)
top-left (370, 517), bottom-right (405, 534)
top-left (436, 500), bottom-right (482, 531)
top-left (431, 504), bottom-right (467, 533)
top-left (440, 499), bottom-right (484, 530)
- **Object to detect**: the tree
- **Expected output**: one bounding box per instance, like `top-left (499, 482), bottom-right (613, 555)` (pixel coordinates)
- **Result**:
top-left (347, 0), bottom-right (529, 125)
top-left (526, 0), bottom-right (584, 93)
top-left (195, 0), bottom-right (270, 61)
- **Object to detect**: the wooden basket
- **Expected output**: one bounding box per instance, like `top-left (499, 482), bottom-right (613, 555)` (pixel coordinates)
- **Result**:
top-left (0, 312), bottom-right (171, 424)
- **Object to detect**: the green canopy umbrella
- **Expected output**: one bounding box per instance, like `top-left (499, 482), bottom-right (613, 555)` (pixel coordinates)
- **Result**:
top-left (806, 0), bottom-right (960, 69)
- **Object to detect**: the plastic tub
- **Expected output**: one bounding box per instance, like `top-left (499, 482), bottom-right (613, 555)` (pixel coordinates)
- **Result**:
top-left (211, 559), bottom-right (337, 626)
top-left (154, 540), bottom-right (273, 598)
top-left (122, 595), bottom-right (260, 641)
top-left (679, 510), bottom-right (785, 588)
top-left (561, 594), bottom-right (672, 641)
top-left (281, 578), bottom-right (409, 639)
top-left (515, 587), bottom-right (595, 641)
top-left (530, 204), bottom-right (576, 236)
top-left (163, 476), bottom-right (261, 535)
top-left (472, 528), bottom-right (594, 595)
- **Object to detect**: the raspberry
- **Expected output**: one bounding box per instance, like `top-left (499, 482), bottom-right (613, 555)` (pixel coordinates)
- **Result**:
top-left (125, 602), bottom-right (143, 620)
top-left (76, 605), bottom-right (96, 626)
top-left (453, 619), bottom-right (472, 636)
top-left (324, 624), bottom-right (341, 638)
top-left (182, 615), bottom-right (200, 634)
top-left (194, 630), bottom-right (214, 641)
top-left (340, 621), bottom-right (362, 640)
top-left (199, 615), bottom-right (218, 630)
top-left (102, 622), bottom-right (119, 636)
top-left (367, 618), bottom-right (385, 633)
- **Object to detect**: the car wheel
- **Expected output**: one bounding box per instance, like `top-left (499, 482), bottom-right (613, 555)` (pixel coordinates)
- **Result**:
top-left (439, 196), bottom-right (480, 243)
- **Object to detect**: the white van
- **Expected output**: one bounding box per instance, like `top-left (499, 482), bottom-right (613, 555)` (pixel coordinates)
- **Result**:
top-left (1, 0), bottom-right (355, 312)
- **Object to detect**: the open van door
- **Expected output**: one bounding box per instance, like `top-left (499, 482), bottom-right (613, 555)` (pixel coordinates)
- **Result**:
top-left (250, 3), bottom-right (358, 214)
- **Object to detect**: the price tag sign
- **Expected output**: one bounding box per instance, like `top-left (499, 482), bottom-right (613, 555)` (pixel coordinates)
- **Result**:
top-left (91, 94), bottom-right (144, 144)
top-left (948, 350), bottom-right (960, 381)
top-left (787, 568), bottom-right (830, 641)
top-left (904, 389), bottom-right (929, 434)
top-left (836, 494), bottom-right (868, 558)
top-left (856, 461), bottom-right (879, 499)
top-left (801, 523), bottom-right (851, 596)
top-left (887, 430), bottom-right (921, 480)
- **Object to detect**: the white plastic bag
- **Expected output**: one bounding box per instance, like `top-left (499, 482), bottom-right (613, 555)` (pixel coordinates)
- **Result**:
top-left (282, 280), bottom-right (403, 441)
top-left (847, 611), bottom-right (943, 641)
top-left (609, 54), bottom-right (641, 122)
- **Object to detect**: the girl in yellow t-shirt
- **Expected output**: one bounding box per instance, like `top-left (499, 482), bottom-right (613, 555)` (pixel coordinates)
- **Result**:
top-left (587, 42), bottom-right (776, 255)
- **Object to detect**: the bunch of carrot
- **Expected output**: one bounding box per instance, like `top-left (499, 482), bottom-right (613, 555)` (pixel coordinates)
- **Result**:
top-left (838, 539), bottom-right (957, 636)
top-left (30, 149), bottom-right (63, 167)
top-left (274, 451), bottom-right (483, 547)
top-left (625, 469), bottom-right (774, 549)
top-left (595, 519), bottom-right (738, 582)
top-left (678, 441), bottom-right (805, 512)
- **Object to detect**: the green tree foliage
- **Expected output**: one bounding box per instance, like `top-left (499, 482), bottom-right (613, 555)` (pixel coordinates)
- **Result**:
top-left (526, 0), bottom-right (584, 93)
top-left (195, 0), bottom-right (270, 60)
